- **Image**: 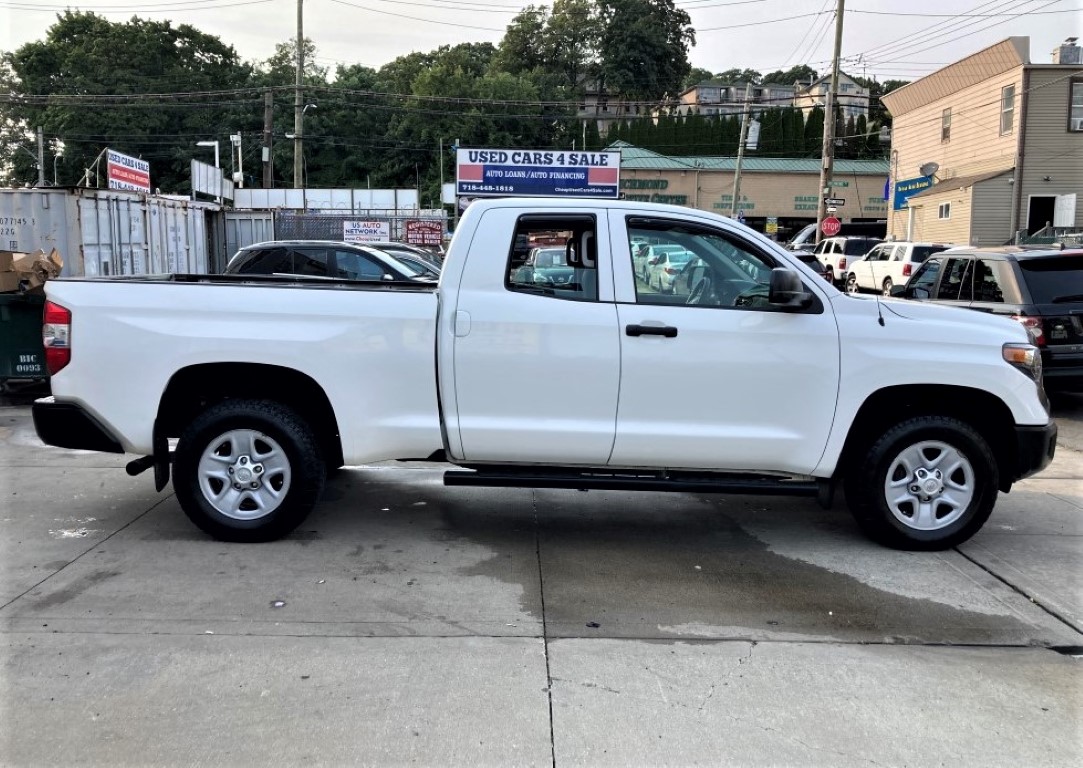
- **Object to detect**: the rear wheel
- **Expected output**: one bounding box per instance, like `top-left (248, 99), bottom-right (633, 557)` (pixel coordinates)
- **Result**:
top-left (881, 277), bottom-right (894, 296)
top-left (845, 416), bottom-right (998, 550)
top-left (173, 399), bottom-right (326, 542)
top-left (845, 273), bottom-right (859, 294)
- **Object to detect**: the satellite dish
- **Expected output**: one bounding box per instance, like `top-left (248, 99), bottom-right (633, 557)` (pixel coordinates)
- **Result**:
top-left (919, 162), bottom-right (940, 178)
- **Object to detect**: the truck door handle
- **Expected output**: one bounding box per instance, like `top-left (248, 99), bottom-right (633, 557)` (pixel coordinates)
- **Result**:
top-left (626, 324), bottom-right (678, 338)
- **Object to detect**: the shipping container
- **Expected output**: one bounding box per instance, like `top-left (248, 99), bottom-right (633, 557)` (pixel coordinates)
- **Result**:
top-left (0, 188), bottom-right (216, 276)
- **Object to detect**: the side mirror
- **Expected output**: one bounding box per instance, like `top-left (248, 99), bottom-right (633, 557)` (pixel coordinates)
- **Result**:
top-left (889, 285), bottom-right (907, 298)
top-left (768, 268), bottom-right (812, 310)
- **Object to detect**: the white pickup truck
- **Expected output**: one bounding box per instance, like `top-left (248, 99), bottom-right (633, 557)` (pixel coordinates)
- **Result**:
top-left (33, 198), bottom-right (1057, 550)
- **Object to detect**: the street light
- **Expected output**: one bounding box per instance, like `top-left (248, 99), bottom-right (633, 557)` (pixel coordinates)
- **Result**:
top-left (196, 140), bottom-right (220, 202)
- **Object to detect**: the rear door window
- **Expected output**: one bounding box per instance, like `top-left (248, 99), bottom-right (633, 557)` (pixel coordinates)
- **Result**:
top-left (1018, 255), bottom-right (1083, 303)
top-left (936, 257), bottom-right (973, 301)
top-left (292, 248), bottom-right (331, 277)
top-left (333, 248), bottom-right (391, 280)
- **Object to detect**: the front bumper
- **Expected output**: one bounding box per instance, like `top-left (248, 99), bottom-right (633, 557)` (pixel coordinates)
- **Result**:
top-left (32, 397), bottom-right (125, 454)
top-left (1012, 421), bottom-right (1057, 483)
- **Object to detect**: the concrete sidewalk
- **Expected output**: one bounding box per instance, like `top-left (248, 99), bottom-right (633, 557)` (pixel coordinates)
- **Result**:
top-left (1, 404), bottom-right (1080, 766)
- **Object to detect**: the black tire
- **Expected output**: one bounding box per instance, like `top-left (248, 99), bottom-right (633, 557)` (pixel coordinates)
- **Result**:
top-left (173, 399), bottom-right (326, 542)
top-left (844, 416), bottom-right (998, 550)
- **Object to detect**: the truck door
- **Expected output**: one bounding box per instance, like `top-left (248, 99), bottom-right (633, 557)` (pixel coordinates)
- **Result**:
top-left (607, 213), bottom-right (840, 475)
top-left (446, 209), bottom-right (621, 464)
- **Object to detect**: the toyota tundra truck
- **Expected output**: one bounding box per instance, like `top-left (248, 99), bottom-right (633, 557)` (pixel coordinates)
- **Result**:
top-left (32, 198), bottom-right (1057, 549)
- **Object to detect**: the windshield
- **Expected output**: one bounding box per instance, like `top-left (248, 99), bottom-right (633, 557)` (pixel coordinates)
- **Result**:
top-left (381, 254), bottom-right (425, 277)
top-left (1019, 255), bottom-right (1083, 303)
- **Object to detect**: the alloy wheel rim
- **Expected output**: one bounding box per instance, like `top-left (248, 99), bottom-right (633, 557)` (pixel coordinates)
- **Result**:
top-left (197, 429), bottom-right (292, 520)
top-left (883, 440), bottom-right (974, 531)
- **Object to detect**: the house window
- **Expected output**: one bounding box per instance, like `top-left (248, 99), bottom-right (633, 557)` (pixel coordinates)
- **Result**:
top-left (1000, 85), bottom-right (1015, 135)
top-left (941, 107), bottom-right (952, 142)
top-left (1071, 79), bottom-right (1083, 132)
top-left (938, 202), bottom-right (951, 220)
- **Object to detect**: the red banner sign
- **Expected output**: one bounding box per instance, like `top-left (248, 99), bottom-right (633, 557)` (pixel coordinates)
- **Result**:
top-left (404, 220), bottom-right (444, 246)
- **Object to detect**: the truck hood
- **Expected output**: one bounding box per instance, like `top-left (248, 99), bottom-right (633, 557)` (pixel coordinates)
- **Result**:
top-left (831, 293), bottom-right (1029, 345)
top-left (880, 296), bottom-right (1029, 342)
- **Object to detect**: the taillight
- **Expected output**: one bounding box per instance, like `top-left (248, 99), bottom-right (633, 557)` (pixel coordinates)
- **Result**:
top-left (1011, 315), bottom-right (1045, 347)
top-left (665, 267), bottom-right (679, 275)
top-left (902, 262), bottom-right (912, 277)
top-left (43, 301), bottom-right (71, 375)
top-left (838, 257), bottom-right (847, 270)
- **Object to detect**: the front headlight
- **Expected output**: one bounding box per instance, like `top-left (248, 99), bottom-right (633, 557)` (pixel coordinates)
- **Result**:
top-left (1003, 343), bottom-right (1043, 382)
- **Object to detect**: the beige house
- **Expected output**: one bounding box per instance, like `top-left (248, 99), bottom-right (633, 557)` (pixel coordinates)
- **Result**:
top-left (793, 73), bottom-right (870, 121)
top-left (882, 37), bottom-right (1083, 245)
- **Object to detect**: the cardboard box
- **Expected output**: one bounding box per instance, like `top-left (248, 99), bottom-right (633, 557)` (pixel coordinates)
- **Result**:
top-left (0, 248), bottom-right (63, 294)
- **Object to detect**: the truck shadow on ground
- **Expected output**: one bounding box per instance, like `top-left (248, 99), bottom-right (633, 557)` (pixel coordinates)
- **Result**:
top-left (310, 467), bottom-right (1061, 646)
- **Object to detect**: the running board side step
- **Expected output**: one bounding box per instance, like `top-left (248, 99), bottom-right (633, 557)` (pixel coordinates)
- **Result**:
top-left (444, 468), bottom-right (824, 498)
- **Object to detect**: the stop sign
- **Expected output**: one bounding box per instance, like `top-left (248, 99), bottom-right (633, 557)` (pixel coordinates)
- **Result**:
top-left (821, 216), bottom-right (842, 237)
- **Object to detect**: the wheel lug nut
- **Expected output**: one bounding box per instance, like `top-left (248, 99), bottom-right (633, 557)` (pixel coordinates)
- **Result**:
top-left (240, 457), bottom-right (248, 465)
top-left (233, 483), bottom-right (242, 490)
top-left (228, 467), bottom-right (234, 474)
top-left (250, 482), bottom-right (259, 489)
top-left (254, 466), bottom-right (263, 474)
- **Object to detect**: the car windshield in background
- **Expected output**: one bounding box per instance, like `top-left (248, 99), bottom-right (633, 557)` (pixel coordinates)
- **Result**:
top-left (912, 245), bottom-right (950, 261)
top-left (1019, 255), bottom-right (1083, 303)
top-left (533, 248), bottom-right (567, 267)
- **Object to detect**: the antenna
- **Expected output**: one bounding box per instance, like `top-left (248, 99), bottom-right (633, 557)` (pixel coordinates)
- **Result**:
top-left (868, 246), bottom-right (885, 326)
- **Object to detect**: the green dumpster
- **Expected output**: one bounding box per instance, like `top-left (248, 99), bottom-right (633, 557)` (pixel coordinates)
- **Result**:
top-left (0, 292), bottom-right (47, 390)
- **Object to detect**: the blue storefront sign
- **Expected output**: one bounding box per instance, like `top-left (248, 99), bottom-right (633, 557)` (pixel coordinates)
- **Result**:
top-left (893, 174), bottom-right (934, 210)
top-left (456, 148), bottom-right (621, 198)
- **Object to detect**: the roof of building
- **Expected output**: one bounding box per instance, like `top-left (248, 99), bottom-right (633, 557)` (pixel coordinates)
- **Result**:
top-left (906, 169), bottom-right (1013, 200)
top-left (882, 38), bottom-right (1030, 117)
top-left (608, 141), bottom-right (889, 175)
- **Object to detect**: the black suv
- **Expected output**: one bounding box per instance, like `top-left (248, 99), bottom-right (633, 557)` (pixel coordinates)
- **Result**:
top-left (895, 247), bottom-right (1083, 392)
top-left (225, 241), bottom-right (436, 283)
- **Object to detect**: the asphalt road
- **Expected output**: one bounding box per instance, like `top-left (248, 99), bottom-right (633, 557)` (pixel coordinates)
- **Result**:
top-left (1, 400), bottom-right (1080, 766)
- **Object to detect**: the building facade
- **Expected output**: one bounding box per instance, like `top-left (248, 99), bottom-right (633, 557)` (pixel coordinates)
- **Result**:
top-left (614, 142), bottom-right (888, 242)
top-left (676, 81), bottom-right (797, 117)
top-left (793, 73), bottom-right (870, 120)
top-left (882, 37), bottom-right (1082, 245)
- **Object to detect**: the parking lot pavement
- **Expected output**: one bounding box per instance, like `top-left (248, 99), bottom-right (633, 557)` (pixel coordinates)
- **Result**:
top-left (1, 402), bottom-right (1081, 766)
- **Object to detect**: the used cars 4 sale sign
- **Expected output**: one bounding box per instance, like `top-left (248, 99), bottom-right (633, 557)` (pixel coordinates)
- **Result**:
top-left (456, 148), bottom-right (620, 199)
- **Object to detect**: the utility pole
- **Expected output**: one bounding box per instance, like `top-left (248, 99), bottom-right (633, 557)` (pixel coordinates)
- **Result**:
top-left (293, 0), bottom-right (304, 189)
top-left (36, 126), bottom-right (46, 187)
top-left (815, 0), bottom-right (845, 244)
top-left (263, 89), bottom-right (274, 188)
top-left (730, 83), bottom-right (753, 219)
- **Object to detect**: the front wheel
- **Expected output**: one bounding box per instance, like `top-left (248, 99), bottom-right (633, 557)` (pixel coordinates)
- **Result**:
top-left (845, 416), bottom-right (998, 550)
top-left (173, 399), bottom-right (326, 542)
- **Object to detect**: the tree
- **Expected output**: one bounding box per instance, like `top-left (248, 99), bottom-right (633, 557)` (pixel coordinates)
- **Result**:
top-left (714, 68), bottom-right (762, 84)
top-left (4, 11), bottom-right (252, 191)
top-left (493, 6), bottom-right (550, 76)
top-left (803, 105), bottom-right (824, 155)
top-left (762, 65), bottom-right (818, 86)
top-left (596, 0), bottom-right (694, 102)
top-left (683, 67), bottom-right (714, 89)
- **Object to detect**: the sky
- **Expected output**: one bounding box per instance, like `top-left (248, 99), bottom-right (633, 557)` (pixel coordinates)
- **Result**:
top-left (1, 0), bottom-right (1079, 84)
